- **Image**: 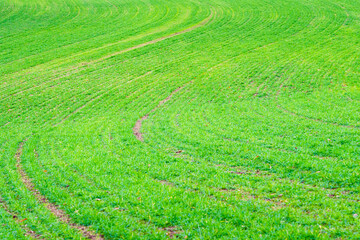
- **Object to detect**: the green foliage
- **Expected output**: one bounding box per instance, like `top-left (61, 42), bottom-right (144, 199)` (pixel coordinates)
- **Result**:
top-left (0, 0), bottom-right (359, 238)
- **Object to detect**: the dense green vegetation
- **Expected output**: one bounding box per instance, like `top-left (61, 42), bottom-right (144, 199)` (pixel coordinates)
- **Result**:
top-left (1, 0), bottom-right (359, 239)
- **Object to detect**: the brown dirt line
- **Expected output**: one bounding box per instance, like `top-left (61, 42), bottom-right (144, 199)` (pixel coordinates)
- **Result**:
top-left (133, 85), bottom-right (185, 141)
top-left (89, 12), bottom-right (213, 65)
top-left (15, 140), bottom-right (104, 240)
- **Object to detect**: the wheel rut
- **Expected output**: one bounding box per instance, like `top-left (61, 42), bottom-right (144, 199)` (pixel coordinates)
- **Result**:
top-left (89, 11), bottom-right (213, 65)
top-left (133, 86), bottom-right (185, 141)
top-left (15, 140), bottom-right (104, 240)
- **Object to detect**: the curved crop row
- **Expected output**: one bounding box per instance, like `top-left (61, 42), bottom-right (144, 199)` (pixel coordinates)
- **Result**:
top-left (1, 0), bottom-right (359, 239)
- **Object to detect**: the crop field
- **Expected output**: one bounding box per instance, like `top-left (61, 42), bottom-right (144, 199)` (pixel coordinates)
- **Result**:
top-left (1, 0), bottom-right (360, 239)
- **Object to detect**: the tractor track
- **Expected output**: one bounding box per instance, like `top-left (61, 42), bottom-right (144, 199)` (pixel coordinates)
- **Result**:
top-left (15, 140), bottom-right (104, 240)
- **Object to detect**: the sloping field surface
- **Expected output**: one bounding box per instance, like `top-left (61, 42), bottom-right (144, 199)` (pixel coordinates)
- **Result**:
top-left (1, 0), bottom-right (360, 239)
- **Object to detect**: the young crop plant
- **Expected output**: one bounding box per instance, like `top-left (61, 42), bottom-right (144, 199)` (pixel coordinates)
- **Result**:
top-left (0, 0), bottom-right (359, 239)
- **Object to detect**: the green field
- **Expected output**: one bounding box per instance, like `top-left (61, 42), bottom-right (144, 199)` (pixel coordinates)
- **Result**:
top-left (1, 0), bottom-right (360, 239)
